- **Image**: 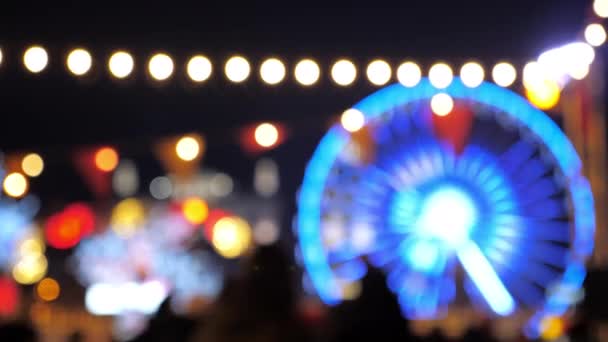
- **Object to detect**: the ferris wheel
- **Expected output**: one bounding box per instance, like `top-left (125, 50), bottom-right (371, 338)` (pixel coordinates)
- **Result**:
top-left (296, 78), bottom-right (595, 337)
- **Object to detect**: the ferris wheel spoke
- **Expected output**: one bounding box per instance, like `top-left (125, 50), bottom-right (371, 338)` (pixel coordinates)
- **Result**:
top-left (457, 240), bottom-right (516, 316)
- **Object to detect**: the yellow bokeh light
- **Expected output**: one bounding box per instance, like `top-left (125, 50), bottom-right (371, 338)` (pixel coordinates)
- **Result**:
top-left (525, 78), bottom-right (561, 110)
top-left (540, 316), bottom-right (564, 340)
top-left (212, 216), bottom-right (252, 259)
top-left (3, 172), bottom-right (28, 198)
top-left (175, 136), bottom-right (201, 161)
top-left (111, 198), bottom-right (146, 237)
top-left (182, 197), bottom-right (209, 225)
top-left (585, 23), bottom-right (607, 47)
top-left (148, 53), bottom-right (174, 81)
top-left (594, 0), bottom-right (608, 18)
top-left (254, 123), bottom-right (279, 148)
top-left (22, 153), bottom-right (44, 177)
top-left (13, 254), bottom-right (47, 285)
top-left (259, 58), bottom-right (286, 85)
top-left (19, 235), bottom-right (45, 257)
top-left (95, 147), bottom-right (119, 172)
top-left (340, 108), bottom-right (365, 133)
top-left (492, 62), bottom-right (517, 87)
top-left (429, 63), bottom-right (453, 89)
top-left (187, 55), bottom-right (212, 82)
top-left (294, 59), bottom-right (320, 86)
top-left (460, 62), bottom-right (484, 88)
top-left (366, 59), bottom-right (392, 86)
top-left (67, 48), bottom-right (92, 76)
top-left (224, 55), bottom-right (250, 83)
top-left (397, 62), bottom-right (421, 87)
top-left (331, 59), bottom-right (357, 86)
top-left (23, 46), bottom-right (48, 73)
top-left (430, 93), bottom-right (454, 117)
top-left (36, 277), bottom-right (60, 302)
top-left (108, 51), bottom-right (134, 79)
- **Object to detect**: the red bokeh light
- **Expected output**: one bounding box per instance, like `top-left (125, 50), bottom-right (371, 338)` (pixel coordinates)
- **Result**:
top-left (45, 203), bottom-right (96, 249)
top-left (0, 277), bottom-right (19, 317)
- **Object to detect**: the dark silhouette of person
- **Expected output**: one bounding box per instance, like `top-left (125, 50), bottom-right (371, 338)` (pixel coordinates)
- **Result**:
top-left (189, 245), bottom-right (309, 342)
top-left (131, 297), bottom-right (196, 342)
top-left (0, 320), bottom-right (36, 342)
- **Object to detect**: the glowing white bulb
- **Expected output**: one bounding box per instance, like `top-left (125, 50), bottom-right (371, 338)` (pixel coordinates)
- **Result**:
top-left (340, 108), bottom-right (365, 132)
top-left (460, 62), bottom-right (484, 88)
top-left (430, 93), bottom-right (454, 117)
top-left (187, 55), bottom-right (212, 82)
top-left (108, 51), bottom-right (134, 79)
top-left (492, 62), bottom-right (517, 87)
top-left (366, 59), bottom-right (392, 86)
top-left (594, 0), bottom-right (608, 18)
top-left (585, 23), bottom-right (607, 47)
top-left (23, 46), bottom-right (48, 73)
top-left (224, 56), bottom-right (250, 83)
top-left (294, 59), bottom-right (320, 86)
top-left (331, 59), bottom-right (357, 86)
top-left (148, 53), bottom-right (174, 81)
top-left (259, 58), bottom-right (286, 85)
top-left (396, 62), bottom-right (421, 87)
top-left (67, 49), bottom-right (92, 76)
top-left (429, 63), bottom-right (453, 89)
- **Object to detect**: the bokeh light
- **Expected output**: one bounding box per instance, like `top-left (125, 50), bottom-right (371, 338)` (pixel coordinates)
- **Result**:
top-left (111, 198), bottom-right (146, 237)
top-left (594, 0), bottom-right (608, 18)
top-left (0, 48), bottom-right (3, 67)
top-left (430, 93), bottom-right (454, 116)
top-left (254, 123), bottom-right (279, 148)
top-left (492, 62), bottom-right (517, 87)
top-left (23, 46), bottom-right (48, 73)
top-left (175, 136), bottom-right (201, 161)
top-left (182, 197), bottom-right (209, 225)
top-left (36, 277), bottom-right (60, 302)
top-left (254, 158), bottom-right (280, 197)
top-left (539, 316), bottom-right (565, 340)
top-left (294, 59), bottom-right (320, 86)
top-left (259, 58), bottom-right (286, 85)
top-left (568, 63), bottom-right (591, 80)
top-left (19, 236), bottom-right (45, 257)
top-left (397, 62), bottom-right (422, 87)
top-left (253, 218), bottom-right (280, 245)
top-left (224, 55), bottom-right (250, 83)
top-left (428, 63), bottom-right (453, 89)
top-left (0, 278), bottom-right (19, 317)
top-left (331, 59), bottom-right (357, 86)
top-left (22, 153), bottom-right (44, 177)
top-left (12, 253), bottom-right (47, 285)
top-left (108, 51), bottom-right (134, 79)
top-left (3, 173), bottom-right (28, 198)
top-left (585, 23), bottom-right (607, 47)
top-left (150, 176), bottom-right (173, 200)
top-left (366, 59), bottom-right (392, 86)
top-left (211, 216), bottom-right (252, 258)
top-left (187, 55), bottom-right (212, 82)
top-left (209, 173), bottom-right (233, 198)
top-left (148, 53), bottom-right (174, 81)
top-left (525, 78), bottom-right (561, 110)
top-left (460, 62), bottom-right (484, 88)
top-left (112, 160), bottom-right (139, 197)
top-left (66, 48), bottom-right (92, 76)
top-left (45, 203), bottom-right (95, 249)
top-left (340, 108), bottom-right (365, 132)
top-left (95, 147), bottom-right (119, 172)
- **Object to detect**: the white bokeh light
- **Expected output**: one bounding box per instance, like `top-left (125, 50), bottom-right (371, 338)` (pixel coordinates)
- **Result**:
top-left (148, 53), bottom-right (174, 81)
top-left (492, 62), bottom-right (517, 87)
top-left (149, 176), bottom-right (173, 200)
top-left (259, 58), bottom-right (286, 85)
top-left (585, 23), bottom-right (607, 47)
top-left (253, 218), bottom-right (280, 245)
top-left (187, 55), bottom-right (212, 82)
top-left (109, 51), bottom-right (134, 79)
top-left (366, 59), bottom-right (392, 86)
top-left (430, 93), bottom-right (454, 117)
top-left (67, 48), bottom-right (92, 76)
top-left (428, 63), bottom-right (453, 89)
top-left (340, 108), bottom-right (365, 132)
top-left (331, 59), bottom-right (357, 86)
top-left (594, 0), bottom-right (608, 18)
top-left (459, 62), bottom-right (484, 88)
top-left (224, 56), bottom-right (251, 83)
top-left (23, 46), bottom-right (48, 73)
top-left (294, 59), bottom-right (320, 86)
top-left (397, 62), bottom-right (422, 87)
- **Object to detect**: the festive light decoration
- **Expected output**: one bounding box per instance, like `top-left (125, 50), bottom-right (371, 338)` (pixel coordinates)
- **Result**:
top-left (187, 55), bottom-right (213, 82)
top-left (296, 78), bottom-right (594, 338)
top-left (23, 46), bottom-right (48, 73)
top-left (259, 58), bottom-right (286, 85)
top-left (397, 62), bottom-right (422, 87)
top-left (366, 59), bottom-right (392, 86)
top-left (294, 59), bottom-right (320, 86)
top-left (331, 59), bottom-right (357, 86)
top-left (224, 55), bottom-right (250, 83)
top-left (428, 63), bottom-right (453, 89)
top-left (459, 62), bottom-right (484, 88)
top-left (492, 62), bottom-right (517, 87)
top-left (148, 53), bottom-right (174, 81)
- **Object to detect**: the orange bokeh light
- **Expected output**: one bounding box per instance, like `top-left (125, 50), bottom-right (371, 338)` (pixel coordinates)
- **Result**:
top-left (36, 277), bottom-right (60, 302)
top-left (45, 203), bottom-right (95, 249)
top-left (94, 147), bottom-right (119, 172)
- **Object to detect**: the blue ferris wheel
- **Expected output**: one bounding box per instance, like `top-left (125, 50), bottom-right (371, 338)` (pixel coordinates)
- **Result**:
top-left (296, 78), bottom-right (595, 337)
